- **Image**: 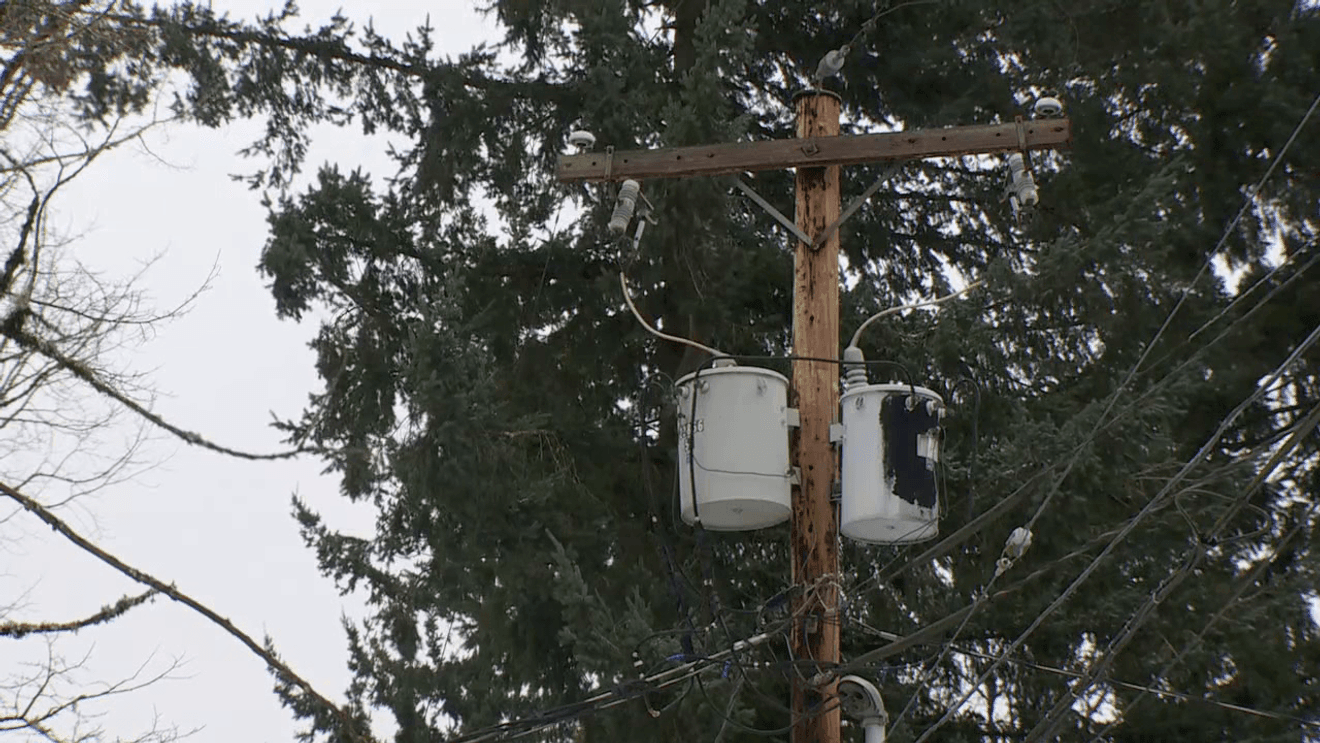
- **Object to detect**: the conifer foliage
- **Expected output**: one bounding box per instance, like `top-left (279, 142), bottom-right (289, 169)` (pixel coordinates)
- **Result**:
top-left (158, 0), bottom-right (1320, 740)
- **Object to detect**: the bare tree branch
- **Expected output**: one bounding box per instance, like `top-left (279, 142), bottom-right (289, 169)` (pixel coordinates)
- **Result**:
top-left (0, 319), bottom-right (311, 460)
top-left (0, 590), bottom-right (157, 638)
top-left (0, 479), bottom-right (374, 743)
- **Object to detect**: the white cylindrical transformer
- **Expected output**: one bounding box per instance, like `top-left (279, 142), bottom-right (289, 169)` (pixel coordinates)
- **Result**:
top-left (840, 383), bottom-right (945, 543)
top-left (676, 366), bottom-right (792, 530)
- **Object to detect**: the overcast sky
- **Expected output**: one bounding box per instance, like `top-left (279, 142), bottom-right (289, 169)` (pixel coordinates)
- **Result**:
top-left (2, 3), bottom-right (500, 741)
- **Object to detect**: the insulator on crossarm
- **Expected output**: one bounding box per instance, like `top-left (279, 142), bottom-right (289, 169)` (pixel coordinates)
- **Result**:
top-left (1007, 153), bottom-right (1038, 207)
top-left (608, 180), bottom-right (641, 234)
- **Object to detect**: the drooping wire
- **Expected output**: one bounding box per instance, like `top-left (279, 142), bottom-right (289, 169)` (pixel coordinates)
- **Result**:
top-left (1020, 399), bottom-right (1320, 742)
top-left (633, 372), bottom-right (701, 659)
top-left (1080, 498), bottom-right (1320, 742)
top-left (906, 321), bottom-right (1320, 743)
top-left (874, 93), bottom-right (1320, 741)
top-left (849, 281), bottom-right (983, 349)
top-left (620, 273), bottom-right (724, 358)
top-left (847, 617), bottom-right (1320, 730)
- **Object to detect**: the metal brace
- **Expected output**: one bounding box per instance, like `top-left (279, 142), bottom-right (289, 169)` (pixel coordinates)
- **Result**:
top-left (604, 145), bottom-right (615, 181)
top-left (1014, 116), bottom-right (1029, 157)
top-left (733, 177), bottom-right (813, 245)
top-left (810, 162), bottom-right (904, 251)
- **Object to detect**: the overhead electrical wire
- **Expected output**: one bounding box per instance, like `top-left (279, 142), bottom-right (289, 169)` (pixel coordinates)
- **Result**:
top-left (848, 617), bottom-right (1320, 730)
top-left (444, 627), bottom-right (785, 743)
top-left (906, 320), bottom-right (1320, 743)
top-left (848, 281), bottom-right (984, 348)
top-left (1081, 499), bottom-right (1320, 742)
top-left (1020, 399), bottom-right (1320, 742)
top-left (860, 92), bottom-right (1320, 742)
top-left (811, 0), bottom-right (944, 86)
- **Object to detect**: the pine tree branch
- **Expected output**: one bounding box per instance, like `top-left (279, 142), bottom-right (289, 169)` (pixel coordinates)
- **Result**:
top-left (0, 589), bottom-right (157, 638)
top-left (0, 479), bottom-right (372, 743)
top-left (104, 11), bottom-right (424, 77)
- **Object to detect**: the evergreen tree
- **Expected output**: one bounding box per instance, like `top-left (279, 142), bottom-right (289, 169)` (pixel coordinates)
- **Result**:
top-left (235, 1), bottom-right (1320, 741)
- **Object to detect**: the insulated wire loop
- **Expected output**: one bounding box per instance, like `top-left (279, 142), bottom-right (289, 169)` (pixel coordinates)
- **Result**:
top-left (849, 281), bottom-right (983, 349)
top-left (620, 273), bottom-right (724, 358)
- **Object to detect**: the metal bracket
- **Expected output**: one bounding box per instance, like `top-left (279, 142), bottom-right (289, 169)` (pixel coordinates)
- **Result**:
top-left (829, 423), bottom-right (845, 443)
top-left (786, 408), bottom-right (801, 428)
top-left (733, 177), bottom-right (813, 245)
top-left (604, 145), bottom-right (615, 181)
top-left (811, 162), bottom-right (904, 251)
top-left (789, 466), bottom-right (802, 485)
top-left (1015, 116), bottom-right (1028, 152)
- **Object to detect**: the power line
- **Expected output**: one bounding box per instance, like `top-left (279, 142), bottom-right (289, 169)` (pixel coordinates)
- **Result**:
top-left (907, 317), bottom-right (1320, 743)
top-left (1021, 400), bottom-right (1320, 741)
top-left (1081, 499), bottom-right (1320, 742)
top-left (849, 618), bottom-right (1320, 730)
top-left (444, 627), bottom-right (785, 743)
top-left (889, 87), bottom-right (1320, 742)
top-left (1019, 89), bottom-right (1319, 540)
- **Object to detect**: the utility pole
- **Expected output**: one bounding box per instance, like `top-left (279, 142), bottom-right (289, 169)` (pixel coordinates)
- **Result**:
top-left (556, 100), bottom-right (1070, 743)
top-left (789, 89), bottom-right (842, 743)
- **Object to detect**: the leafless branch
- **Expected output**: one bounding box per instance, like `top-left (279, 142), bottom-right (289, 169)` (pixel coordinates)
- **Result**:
top-left (0, 590), bottom-right (157, 638)
top-left (0, 479), bottom-right (374, 743)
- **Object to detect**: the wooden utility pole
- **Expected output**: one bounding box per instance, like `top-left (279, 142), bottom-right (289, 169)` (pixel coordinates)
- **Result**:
top-left (789, 90), bottom-right (842, 743)
top-left (556, 101), bottom-right (1071, 743)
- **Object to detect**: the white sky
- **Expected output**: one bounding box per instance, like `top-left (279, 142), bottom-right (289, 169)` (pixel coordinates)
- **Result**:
top-left (2, 2), bottom-right (500, 741)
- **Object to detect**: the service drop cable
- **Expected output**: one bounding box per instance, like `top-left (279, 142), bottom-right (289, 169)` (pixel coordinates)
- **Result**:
top-left (849, 281), bottom-right (983, 349)
top-left (620, 273), bottom-right (724, 358)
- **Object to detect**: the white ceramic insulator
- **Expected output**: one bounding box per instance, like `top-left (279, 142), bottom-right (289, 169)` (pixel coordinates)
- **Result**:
top-left (1008, 153), bottom-right (1038, 207)
top-left (608, 180), bottom-right (641, 234)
